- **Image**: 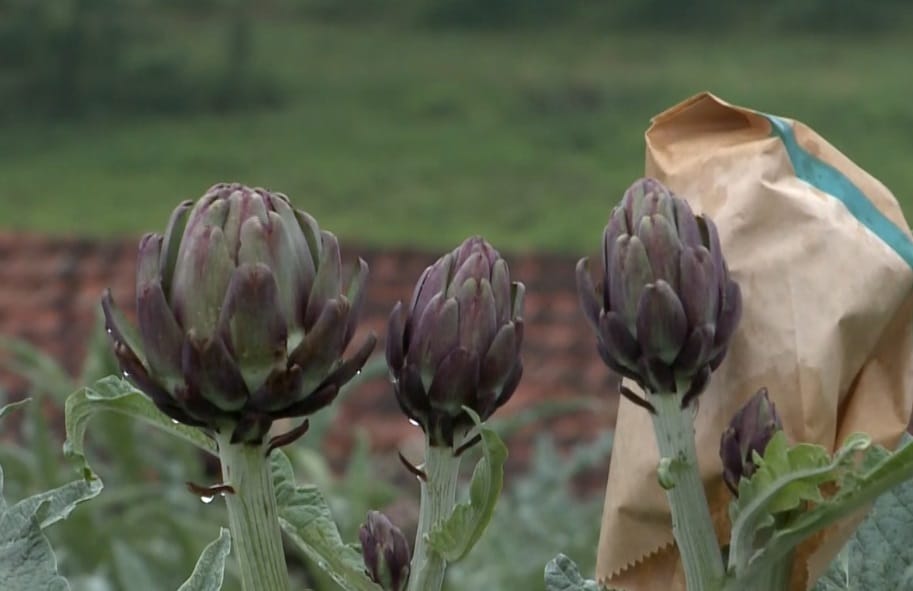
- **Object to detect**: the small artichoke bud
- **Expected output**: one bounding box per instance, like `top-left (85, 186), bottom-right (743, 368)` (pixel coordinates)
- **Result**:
top-left (720, 387), bottom-right (783, 495)
top-left (576, 177), bottom-right (742, 400)
top-left (359, 511), bottom-right (411, 591)
top-left (386, 236), bottom-right (525, 447)
top-left (102, 183), bottom-right (377, 445)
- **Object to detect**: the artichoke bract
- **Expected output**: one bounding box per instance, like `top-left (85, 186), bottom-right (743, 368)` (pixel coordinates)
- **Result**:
top-left (359, 511), bottom-right (411, 591)
top-left (386, 236), bottom-right (524, 448)
top-left (720, 387), bottom-right (783, 495)
top-left (102, 183), bottom-right (376, 445)
top-left (577, 178), bottom-right (742, 404)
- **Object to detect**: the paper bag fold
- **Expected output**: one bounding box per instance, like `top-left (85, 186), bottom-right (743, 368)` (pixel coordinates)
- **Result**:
top-left (596, 92), bottom-right (913, 591)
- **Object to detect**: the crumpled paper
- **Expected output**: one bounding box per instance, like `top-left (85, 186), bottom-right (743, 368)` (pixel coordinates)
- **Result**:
top-left (595, 92), bottom-right (913, 591)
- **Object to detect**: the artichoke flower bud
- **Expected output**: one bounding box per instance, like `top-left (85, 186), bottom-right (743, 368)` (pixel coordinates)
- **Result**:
top-left (386, 236), bottom-right (525, 448)
top-left (720, 387), bottom-right (783, 495)
top-left (576, 177), bottom-right (742, 402)
top-left (102, 183), bottom-right (376, 445)
top-left (359, 511), bottom-right (411, 591)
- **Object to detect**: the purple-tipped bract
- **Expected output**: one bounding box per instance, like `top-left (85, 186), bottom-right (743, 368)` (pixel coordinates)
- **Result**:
top-left (386, 236), bottom-right (524, 447)
top-left (576, 178), bottom-right (742, 401)
top-left (103, 183), bottom-right (376, 444)
top-left (720, 387), bottom-right (783, 495)
top-left (359, 511), bottom-right (411, 591)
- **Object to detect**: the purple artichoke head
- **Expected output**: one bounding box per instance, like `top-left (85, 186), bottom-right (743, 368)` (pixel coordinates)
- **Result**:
top-left (720, 387), bottom-right (783, 495)
top-left (359, 511), bottom-right (411, 591)
top-left (386, 236), bottom-right (524, 447)
top-left (103, 183), bottom-right (376, 445)
top-left (576, 177), bottom-right (742, 400)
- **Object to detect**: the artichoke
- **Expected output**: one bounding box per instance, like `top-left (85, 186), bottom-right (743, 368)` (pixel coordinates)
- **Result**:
top-left (577, 177), bottom-right (742, 404)
top-left (720, 387), bottom-right (782, 495)
top-left (359, 511), bottom-right (411, 591)
top-left (102, 183), bottom-right (376, 445)
top-left (386, 236), bottom-right (524, 448)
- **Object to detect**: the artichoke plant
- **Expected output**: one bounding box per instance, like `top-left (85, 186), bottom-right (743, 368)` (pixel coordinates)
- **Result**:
top-left (386, 236), bottom-right (524, 448)
top-left (102, 183), bottom-right (376, 445)
top-left (576, 177), bottom-right (742, 405)
top-left (359, 511), bottom-right (411, 591)
top-left (720, 387), bottom-right (783, 495)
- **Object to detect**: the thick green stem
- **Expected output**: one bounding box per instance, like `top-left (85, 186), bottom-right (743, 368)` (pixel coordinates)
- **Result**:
top-left (731, 552), bottom-right (792, 591)
top-left (407, 442), bottom-right (462, 591)
top-left (649, 391), bottom-right (725, 591)
top-left (216, 433), bottom-right (290, 591)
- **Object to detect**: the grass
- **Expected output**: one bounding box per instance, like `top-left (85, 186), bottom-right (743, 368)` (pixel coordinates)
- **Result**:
top-left (3, 20), bottom-right (913, 254)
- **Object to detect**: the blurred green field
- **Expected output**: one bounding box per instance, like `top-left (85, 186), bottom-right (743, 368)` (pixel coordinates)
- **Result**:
top-left (4, 20), bottom-right (913, 253)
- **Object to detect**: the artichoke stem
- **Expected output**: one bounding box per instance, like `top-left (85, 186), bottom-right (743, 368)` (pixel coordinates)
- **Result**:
top-left (727, 552), bottom-right (793, 591)
top-left (649, 390), bottom-right (726, 591)
top-left (216, 433), bottom-right (290, 591)
top-left (407, 441), bottom-right (462, 591)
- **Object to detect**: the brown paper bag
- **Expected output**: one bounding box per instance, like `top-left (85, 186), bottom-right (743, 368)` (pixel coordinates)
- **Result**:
top-left (596, 92), bottom-right (913, 591)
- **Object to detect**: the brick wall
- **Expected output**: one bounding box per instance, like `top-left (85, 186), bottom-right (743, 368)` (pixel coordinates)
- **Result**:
top-left (0, 233), bottom-right (620, 471)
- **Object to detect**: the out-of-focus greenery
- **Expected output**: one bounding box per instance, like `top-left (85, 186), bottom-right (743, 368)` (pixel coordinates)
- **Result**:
top-left (0, 315), bottom-right (397, 591)
top-left (2, 2), bottom-right (912, 252)
top-left (1, 318), bottom-right (615, 590)
top-left (446, 431), bottom-right (613, 590)
top-left (0, 314), bottom-right (234, 591)
top-left (0, 0), bottom-right (280, 118)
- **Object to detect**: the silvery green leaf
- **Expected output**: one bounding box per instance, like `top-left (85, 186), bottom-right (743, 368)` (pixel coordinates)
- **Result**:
top-left (426, 408), bottom-right (507, 562)
top-left (271, 451), bottom-right (381, 591)
top-left (544, 554), bottom-right (602, 591)
top-left (64, 376), bottom-right (217, 472)
top-left (177, 528), bottom-right (232, 591)
top-left (0, 465), bottom-right (100, 591)
top-left (812, 434), bottom-right (913, 590)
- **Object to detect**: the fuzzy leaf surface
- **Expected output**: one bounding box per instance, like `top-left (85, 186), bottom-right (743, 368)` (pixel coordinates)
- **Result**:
top-left (64, 376), bottom-right (217, 469)
top-left (0, 465), bottom-right (100, 591)
top-left (271, 450), bottom-right (381, 591)
top-left (177, 528), bottom-right (232, 591)
top-left (809, 434), bottom-right (913, 590)
top-left (544, 554), bottom-right (602, 591)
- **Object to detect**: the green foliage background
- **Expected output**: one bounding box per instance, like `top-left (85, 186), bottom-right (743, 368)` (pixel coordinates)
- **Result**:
top-left (1, 0), bottom-right (912, 252)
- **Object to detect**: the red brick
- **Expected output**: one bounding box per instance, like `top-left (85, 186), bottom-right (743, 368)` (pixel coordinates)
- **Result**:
top-left (0, 232), bottom-right (622, 480)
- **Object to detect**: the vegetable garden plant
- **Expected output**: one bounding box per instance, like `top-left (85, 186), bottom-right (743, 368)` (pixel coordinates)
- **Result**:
top-left (4, 179), bottom-right (913, 590)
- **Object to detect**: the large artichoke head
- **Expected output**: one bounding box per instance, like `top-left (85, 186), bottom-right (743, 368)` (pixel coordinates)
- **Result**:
top-left (103, 183), bottom-right (376, 445)
top-left (386, 236), bottom-right (525, 448)
top-left (577, 178), bottom-right (742, 401)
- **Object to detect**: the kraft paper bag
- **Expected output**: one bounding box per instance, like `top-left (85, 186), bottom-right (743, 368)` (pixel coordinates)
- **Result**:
top-left (595, 92), bottom-right (913, 591)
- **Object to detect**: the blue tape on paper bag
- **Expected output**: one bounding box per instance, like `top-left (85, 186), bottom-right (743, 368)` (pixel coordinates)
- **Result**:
top-left (764, 114), bottom-right (913, 269)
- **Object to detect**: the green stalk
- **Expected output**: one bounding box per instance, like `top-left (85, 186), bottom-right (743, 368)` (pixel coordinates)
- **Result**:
top-left (732, 552), bottom-right (792, 591)
top-left (216, 432), bottom-right (290, 591)
top-left (649, 390), bottom-right (725, 591)
top-left (407, 442), bottom-right (462, 591)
